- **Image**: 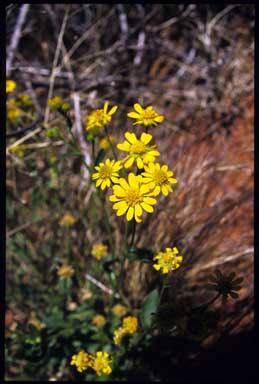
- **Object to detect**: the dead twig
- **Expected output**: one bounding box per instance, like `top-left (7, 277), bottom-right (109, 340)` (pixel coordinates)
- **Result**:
top-left (6, 4), bottom-right (30, 77)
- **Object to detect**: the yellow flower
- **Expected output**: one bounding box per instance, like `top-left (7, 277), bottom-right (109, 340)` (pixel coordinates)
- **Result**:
top-left (57, 264), bottom-right (75, 279)
top-left (48, 96), bottom-right (63, 109)
top-left (92, 159), bottom-right (122, 190)
top-left (113, 326), bottom-right (128, 345)
top-left (6, 80), bottom-right (16, 93)
top-left (112, 304), bottom-right (127, 317)
top-left (59, 213), bottom-right (76, 227)
top-left (99, 135), bottom-right (116, 150)
top-left (92, 314), bottom-right (106, 327)
top-left (70, 350), bottom-right (94, 373)
top-left (92, 243), bottom-right (108, 260)
top-left (9, 144), bottom-right (25, 157)
top-left (122, 316), bottom-right (138, 334)
top-left (28, 317), bottom-right (45, 330)
top-left (92, 351), bottom-right (112, 376)
top-left (109, 173), bottom-right (157, 223)
top-left (7, 99), bottom-right (21, 123)
top-left (141, 163), bottom-right (178, 196)
top-left (153, 247), bottom-right (183, 274)
top-left (85, 102), bottom-right (118, 131)
top-left (117, 132), bottom-right (160, 169)
top-left (17, 93), bottom-right (32, 106)
top-left (127, 103), bottom-right (164, 127)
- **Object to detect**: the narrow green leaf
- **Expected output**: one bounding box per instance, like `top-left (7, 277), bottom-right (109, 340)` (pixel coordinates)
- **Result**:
top-left (141, 289), bottom-right (160, 329)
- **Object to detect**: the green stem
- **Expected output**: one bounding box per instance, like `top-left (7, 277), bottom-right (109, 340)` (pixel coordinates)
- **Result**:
top-left (92, 139), bottom-right (96, 163)
top-left (129, 219), bottom-right (136, 248)
top-left (104, 125), bottom-right (117, 160)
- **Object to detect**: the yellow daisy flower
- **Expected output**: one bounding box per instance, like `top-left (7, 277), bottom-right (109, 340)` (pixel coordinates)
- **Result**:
top-left (92, 159), bottom-right (122, 190)
top-left (92, 243), bottom-right (108, 260)
top-left (112, 304), bottom-right (127, 317)
top-left (141, 163), bottom-right (178, 196)
top-left (48, 96), bottom-right (63, 109)
top-left (127, 103), bottom-right (164, 127)
top-left (109, 173), bottom-right (157, 223)
top-left (117, 132), bottom-right (160, 169)
top-left (92, 314), bottom-right (106, 328)
top-left (153, 247), bottom-right (183, 274)
top-left (92, 351), bottom-right (112, 376)
top-left (17, 93), bottom-right (32, 106)
top-left (122, 316), bottom-right (138, 334)
top-left (70, 350), bottom-right (94, 373)
top-left (6, 80), bottom-right (16, 93)
top-left (57, 264), bottom-right (75, 279)
top-left (85, 102), bottom-right (118, 131)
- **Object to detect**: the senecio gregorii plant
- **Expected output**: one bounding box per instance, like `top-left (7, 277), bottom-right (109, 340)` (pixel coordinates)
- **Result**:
top-left (11, 94), bottom-right (245, 381)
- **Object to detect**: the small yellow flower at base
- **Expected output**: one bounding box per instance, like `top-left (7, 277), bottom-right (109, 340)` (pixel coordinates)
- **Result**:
top-left (92, 243), bottom-right (108, 260)
top-left (92, 314), bottom-right (106, 328)
top-left (57, 264), bottom-right (75, 279)
top-left (122, 316), bottom-right (138, 334)
top-left (113, 326), bottom-right (128, 345)
top-left (59, 213), bottom-right (76, 227)
top-left (93, 351), bottom-right (112, 376)
top-left (85, 102), bottom-right (118, 131)
top-left (153, 247), bottom-right (183, 274)
top-left (70, 350), bottom-right (94, 373)
top-left (117, 132), bottom-right (160, 169)
top-left (112, 304), bottom-right (127, 317)
top-left (109, 173), bottom-right (157, 223)
top-left (99, 135), bottom-right (116, 150)
top-left (92, 159), bottom-right (122, 190)
top-left (6, 80), bottom-right (16, 93)
top-left (141, 163), bottom-right (177, 196)
top-left (127, 103), bottom-right (164, 127)
top-left (49, 96), bottom-right (63, 109)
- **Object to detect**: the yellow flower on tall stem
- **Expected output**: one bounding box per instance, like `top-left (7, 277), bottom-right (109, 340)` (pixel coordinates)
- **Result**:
top-left (92, 159), bottom-right (122, 190)
top-left (117, 132), bottom-right (160, 169)
top-left (109, 173), bottom-right (157, 222)
top-left (85, 102), bottom-right (118, 131)
top-left (141, 163), bottom-right (177, 196)
top-left (57, 264), bottom-right (75, 279)
top-left (122, 316), bottom-right (138, 333)
top-left (127, 103), bottom-right (164, 127)
top-left (153, 247), bottom-right (183, 274)
top-left (92, 314), bottom-right (106, 327)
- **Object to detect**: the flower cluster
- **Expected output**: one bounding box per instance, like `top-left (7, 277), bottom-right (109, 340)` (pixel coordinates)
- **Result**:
top-left (70, 350), bottom-right (112, 376)
top-left (90, 102), bottom-right (177, 222)
top-left (113, 316), bottom-right (138, 345)
top-left (153, 247), bottom-right (183, 274)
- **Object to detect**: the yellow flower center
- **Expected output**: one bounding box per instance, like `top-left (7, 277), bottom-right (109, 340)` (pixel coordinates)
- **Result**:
top-left (153, 169), bottom-right (168, 185)
top-left (131, 140), bottom-right (145, 154)
top-left (94, 109), bottom-right (104, 120)
top-left (99, 165), bottom-right (112, 179)
top-left (143, 109), bottom-right (157, 119)
top-left (125, 188), bottom-right (142, 206)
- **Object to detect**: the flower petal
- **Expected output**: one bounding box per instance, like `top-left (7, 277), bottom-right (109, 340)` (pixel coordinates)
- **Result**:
top-left (127, 112), bottom-right (140, 118)
top-left (140, 132), bottom-right (152, 145)
top-left (134, 204), bottom-right (143, 222)
top-left (109, 105), bottom-right (118, 115)
top-left (124, 156), bottom-right (135, 168)
top-left (125, 132), bottom-right (137, 144)
top-left (134, 103), bottom-right (143, 113)
top-left (141, 202), bottom-right (154, 213)
top-left (126, 207), bottom-right (134, 221)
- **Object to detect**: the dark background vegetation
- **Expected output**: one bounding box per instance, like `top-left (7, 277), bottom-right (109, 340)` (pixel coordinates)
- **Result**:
top-left (6, 4), bottom-right (254, 381)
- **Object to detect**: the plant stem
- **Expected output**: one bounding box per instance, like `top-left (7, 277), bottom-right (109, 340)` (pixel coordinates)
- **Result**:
top-left (129, 219), bottom-right (136, 248)
top-left (104, 125), bottom-right (117, 160)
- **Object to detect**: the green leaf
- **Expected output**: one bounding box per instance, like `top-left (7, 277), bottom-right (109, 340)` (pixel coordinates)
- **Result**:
top-left (141, 289), bottom-right (160, 329)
